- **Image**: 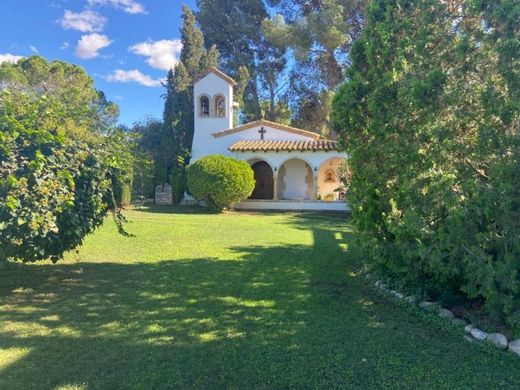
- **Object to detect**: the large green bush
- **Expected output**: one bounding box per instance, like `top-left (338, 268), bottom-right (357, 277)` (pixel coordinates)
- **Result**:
top-left (333, 0), bottom-right (520, 327)
top-left (0, 92), bottom-right (124, 263)
top-left (187, 155), bottom-right (254, 211)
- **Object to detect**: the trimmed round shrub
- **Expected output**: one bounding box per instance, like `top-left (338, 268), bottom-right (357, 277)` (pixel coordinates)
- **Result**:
top-left (187, 155), bottom-right (254, 211)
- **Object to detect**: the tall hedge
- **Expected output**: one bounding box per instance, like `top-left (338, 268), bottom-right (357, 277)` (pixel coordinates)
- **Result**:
top-left (333, 0), bottom-right (520, 326)
top-left (187, 155), bottom-right (255, 211)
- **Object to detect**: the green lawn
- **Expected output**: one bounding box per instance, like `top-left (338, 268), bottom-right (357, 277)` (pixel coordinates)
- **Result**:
top-left (1, 207), bottom-right (519, 389)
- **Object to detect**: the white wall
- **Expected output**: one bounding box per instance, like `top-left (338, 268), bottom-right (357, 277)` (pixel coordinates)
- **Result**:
top-left (280, 159), bottom-right (310, 199)
top-left (235, 200), bottom-right (349, 212)
top-left (232, 150), bottom-right (346, 173)
top-left (192, 122), bottom-right (318, 163)
top-left (191, 72), bottom-right (234, 162)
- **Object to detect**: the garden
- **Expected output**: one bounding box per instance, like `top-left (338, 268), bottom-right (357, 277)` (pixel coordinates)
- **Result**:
top-left (1, 0), bottom-right (519, 388)
top-left (1, 208), bottom-right (519, 389)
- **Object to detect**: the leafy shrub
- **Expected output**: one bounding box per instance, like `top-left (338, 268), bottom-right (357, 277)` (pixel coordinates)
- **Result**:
top-left (333, 0), bottom-right (520, 327)
top-left (0, 92), bottom-right (122, 263)
top-left (186, 155), bottom-right (254, 211)
top-left (132, 151), bottom-right (155, 199)
top-left (119, 184), bottom-right (132, 207)
top-left (169, 153), bottom-right (189, 205)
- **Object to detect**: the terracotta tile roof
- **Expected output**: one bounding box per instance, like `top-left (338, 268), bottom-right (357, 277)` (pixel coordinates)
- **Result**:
top-left (229, 139), bottom-right (340, 152)
top-left (193, 67), bottom-right (237, 86)
top-left (213, 120), bottom-right (320, 140)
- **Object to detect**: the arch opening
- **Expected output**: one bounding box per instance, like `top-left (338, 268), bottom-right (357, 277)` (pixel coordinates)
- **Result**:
top-left (200, 96), bottom-right (210, 117)
top-left (215, 95), bottom-right (226, 117)
top-left (317, 157), bottom-right (344, 201)
top-left (249, 161), bottom-right (274, 200)
top-left (278, 158), bottom-right (314, 200)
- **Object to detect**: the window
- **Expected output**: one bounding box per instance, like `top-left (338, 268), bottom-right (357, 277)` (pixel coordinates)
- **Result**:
top-left (215, 95), bottom-right (226, 117)
top-left (200, 96), bottom-right (210, 117)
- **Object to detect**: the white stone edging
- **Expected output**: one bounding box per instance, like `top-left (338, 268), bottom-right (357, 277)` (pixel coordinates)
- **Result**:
top-left (373, 280), bottom-right (520, 359)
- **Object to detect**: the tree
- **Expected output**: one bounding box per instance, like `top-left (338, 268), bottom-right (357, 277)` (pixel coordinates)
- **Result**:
top-left (0, 56), bottom-right (132, 263)
top-left (333, 0), bottom-right (520, 326)
top-left (0, 56), bottom-right (119, 138)
top-left (161, 5), bottom-right (220, 203)
top-left (263, 0), bottom-right (366, 137)
top-left (197, 0), bottom-right (288, 123)
top-left (0, 91), bottom-right (126, 263)
top-left (131, 118), bottom-right (165, 186)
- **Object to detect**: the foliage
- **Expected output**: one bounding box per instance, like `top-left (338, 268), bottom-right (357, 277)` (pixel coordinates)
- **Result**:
top-left (0, 56), bottom-right (132, 262)
top-left (131, 118), bottom-right (166, 185)
top-left (263, 0), bottom-right (366, 136)
top-left (100, 128), bottom-right (138, 207)
top-left (161, 5), bottom-right (219, 202)
top-left (333, 0), bottom-right (520, 326)
top-left (186, 155), bottom-right (255, 211)
top-left (197, 0), bottom-right (287, 122)
top-left (169, 153), bottom-right (189, 204)
top-left (335, 158), bottom-right (352, 196)
top-left (132, 149), bottom-right (155, 199)
top-left (0, 56), bottom-right (119, 138)
top-left (1, 209), bottom-right (520, 388)
top-left (0, 92), bottom-right (121, 263)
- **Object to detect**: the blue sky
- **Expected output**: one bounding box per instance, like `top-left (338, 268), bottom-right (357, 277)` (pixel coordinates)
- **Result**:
top-left (0, 0), bottom-right (198, 126)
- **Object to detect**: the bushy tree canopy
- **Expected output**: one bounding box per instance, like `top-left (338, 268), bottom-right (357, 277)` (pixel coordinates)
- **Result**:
top-left (0, 93), bottom-right (120, 262)
top-left (333, 0), bottom-right (520, 326)
top-left (0, 57), bottom-right (130, 263)
top-left (0, 56), bottom-right (119, 137)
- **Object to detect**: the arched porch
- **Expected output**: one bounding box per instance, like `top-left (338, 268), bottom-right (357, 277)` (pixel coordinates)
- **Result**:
top-left (276, 158), bottom-right (315, 200)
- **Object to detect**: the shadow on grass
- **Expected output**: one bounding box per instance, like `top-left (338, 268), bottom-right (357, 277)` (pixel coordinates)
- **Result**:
top-left (0, 217), bottom-right (519, 389)
top-left (132, 204), bottom-right (349, 219)
top-left (131, 204), bottom-right (219, 215)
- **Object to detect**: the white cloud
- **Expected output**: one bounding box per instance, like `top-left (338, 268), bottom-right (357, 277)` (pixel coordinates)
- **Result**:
top-left (61, 42), bottom-right (69, 50)
top-left (87, 0), bottom-right (146, 14)
top-left (0, 54), bottom-right (23, 64)
top-left (129, 39), bottom-right (182, 71)
top-left (106, 69), bottom-right (163, 87)
top-left (60, 10), bottom-right (107, 32)
top-left (75, 33), bottom-right (112, 59)
top-left (29, 45), bottom-right (39, 54)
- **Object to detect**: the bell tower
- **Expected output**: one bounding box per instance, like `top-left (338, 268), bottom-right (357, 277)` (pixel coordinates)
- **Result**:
top-left (191, 67), bottom-right (236, 162)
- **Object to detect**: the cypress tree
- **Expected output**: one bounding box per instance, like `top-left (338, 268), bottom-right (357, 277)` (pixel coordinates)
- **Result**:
top-left (162, 5), bottom-right (219, 203)
top-left (180, 5), bottom-right (205, 79)
top-left (333, 0), bottom-right (520, 326)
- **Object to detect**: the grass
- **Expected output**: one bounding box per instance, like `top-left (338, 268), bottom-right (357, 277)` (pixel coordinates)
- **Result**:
top-left (0, 206), bottom-right (519, 389)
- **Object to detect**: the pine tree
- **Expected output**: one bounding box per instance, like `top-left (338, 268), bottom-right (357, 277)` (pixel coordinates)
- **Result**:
top-left (197, 0), bottom-right (287, 123)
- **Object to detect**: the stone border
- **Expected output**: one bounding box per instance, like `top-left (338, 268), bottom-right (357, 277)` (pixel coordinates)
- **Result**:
top-left (373, 280), bottom-right (520, 358)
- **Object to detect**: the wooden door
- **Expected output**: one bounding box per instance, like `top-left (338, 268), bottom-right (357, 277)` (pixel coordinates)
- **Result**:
top-left (250, 161), bottom-right (274, 199)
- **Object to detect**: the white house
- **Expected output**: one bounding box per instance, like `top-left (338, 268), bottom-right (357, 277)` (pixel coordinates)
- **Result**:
top-left (189, 67), bottom-right (348, 211)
